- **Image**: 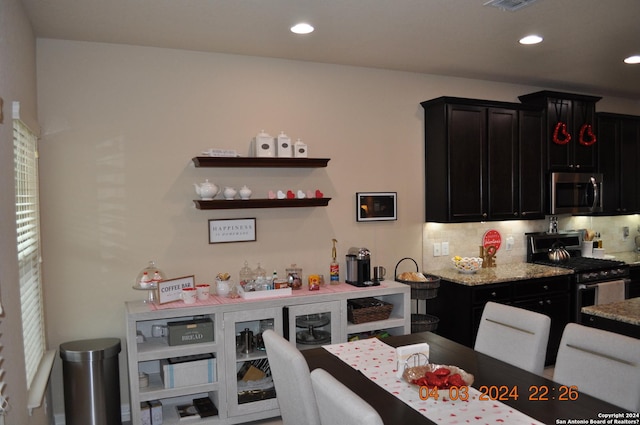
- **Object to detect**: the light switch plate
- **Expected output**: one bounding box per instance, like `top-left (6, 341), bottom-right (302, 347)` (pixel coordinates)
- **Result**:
top-left (441, 242), bottom-right (449, 256)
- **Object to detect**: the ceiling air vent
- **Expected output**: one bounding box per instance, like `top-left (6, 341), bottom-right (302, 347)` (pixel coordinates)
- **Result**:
top-left (483, 0), bottom-right (539, 12)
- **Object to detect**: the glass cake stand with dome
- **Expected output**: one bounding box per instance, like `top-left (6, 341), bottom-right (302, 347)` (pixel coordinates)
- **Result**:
top-left (132, 260), bottom-right (167, 303)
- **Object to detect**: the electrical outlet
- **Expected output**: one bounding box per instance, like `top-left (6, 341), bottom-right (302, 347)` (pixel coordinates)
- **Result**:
top-left (506, 235), bottom-right (514, 251)
top-left (441, 241), bottom-right (449, 256)
top-left (433, 242), bottom-right (441, 257)
top-left (623, 226), bottom-right (630, 239)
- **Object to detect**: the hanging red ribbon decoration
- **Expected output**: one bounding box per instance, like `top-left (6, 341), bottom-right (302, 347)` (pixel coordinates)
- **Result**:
top-left (578, 124), bottom-right (597, 146)
top-left (553, 122), bottom-right (572, 145)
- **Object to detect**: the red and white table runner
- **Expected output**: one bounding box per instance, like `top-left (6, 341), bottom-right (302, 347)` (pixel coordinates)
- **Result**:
top-left (323, 338), bottom-right (543, 425)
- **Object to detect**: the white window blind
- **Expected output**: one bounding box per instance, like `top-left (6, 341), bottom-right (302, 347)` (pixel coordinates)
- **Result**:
top-left (13, 118), bottom-right (46, 389)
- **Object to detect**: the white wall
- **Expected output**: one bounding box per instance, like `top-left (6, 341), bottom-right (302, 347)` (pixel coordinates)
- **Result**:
top-left (35, 39), bottom-right (640, 419)
top-left (0, 0), bottom-right (51, 424)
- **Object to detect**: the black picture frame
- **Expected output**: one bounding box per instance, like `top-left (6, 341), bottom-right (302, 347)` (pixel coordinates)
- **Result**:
top-left (208, 218), bottom-right (256, 243)
top-left (356, 192), bottom-right (397, 222)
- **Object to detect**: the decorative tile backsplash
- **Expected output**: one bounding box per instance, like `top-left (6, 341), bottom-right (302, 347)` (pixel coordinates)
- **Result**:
top-left (422, 215), bottom-right (640, 270)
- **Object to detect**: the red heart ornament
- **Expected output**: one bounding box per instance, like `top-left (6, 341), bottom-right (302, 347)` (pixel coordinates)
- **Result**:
top-left (553, 122), bottom-right (571, 145)
top-left (579, 124), bottom-right (597, 146)
top-left (315, 189), bottom-right (324, 198)
top-left (286, 190), bottom-right (295, 199)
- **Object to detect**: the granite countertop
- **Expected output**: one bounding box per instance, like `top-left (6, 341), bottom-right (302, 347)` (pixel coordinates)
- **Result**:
top-left (426, 251), bottom-right (640, 287)
top-left (425, 263), bottom-right (573, 286)
top-left (581, 297), bottom-right (640, 326)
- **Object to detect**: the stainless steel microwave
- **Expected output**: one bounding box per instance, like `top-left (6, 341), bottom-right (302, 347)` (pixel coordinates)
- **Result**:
top-left (550, 172), bottom-right (603, 214)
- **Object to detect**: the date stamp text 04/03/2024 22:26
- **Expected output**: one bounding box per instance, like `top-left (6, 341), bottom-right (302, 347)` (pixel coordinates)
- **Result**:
top-left (417, 384), bottom-right (638, 424)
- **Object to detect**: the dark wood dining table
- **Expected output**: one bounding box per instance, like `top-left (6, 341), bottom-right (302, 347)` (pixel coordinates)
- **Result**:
top-left (302, 332), bottom-right (630, 425)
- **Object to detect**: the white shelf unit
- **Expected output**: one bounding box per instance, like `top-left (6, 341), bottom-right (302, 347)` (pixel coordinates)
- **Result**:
top-left (125, 280), bottom-right (410, 425)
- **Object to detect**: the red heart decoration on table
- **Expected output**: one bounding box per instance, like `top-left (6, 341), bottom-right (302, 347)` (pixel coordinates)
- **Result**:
top-left (286, 190), bottom-right (295, 199)
top-left (315, 189), bottom-right (324, 198)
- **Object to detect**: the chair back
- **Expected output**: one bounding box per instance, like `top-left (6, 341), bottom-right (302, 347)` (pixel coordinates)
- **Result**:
top-left (474, 301), bottom-right (551, 375)
top-left (262, 329), bottom-right (321, 425)
top-left (554, 323), bottom-right (640, 412)
top-left (310, 368), bottom-right (384, 425)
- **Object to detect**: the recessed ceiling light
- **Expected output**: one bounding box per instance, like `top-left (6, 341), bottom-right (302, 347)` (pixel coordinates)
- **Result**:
top-left (484, 0), bottom-right (539, 12)
top-left (291, 23), bottom-right (314, 35)
top-left (624, 55), bottom-right (640, 64)
top-left (519, 35), bottom-right (543, 45)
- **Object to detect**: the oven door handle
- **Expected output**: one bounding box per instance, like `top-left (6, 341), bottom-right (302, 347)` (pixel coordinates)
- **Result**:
top-left (589, 176), bottom-right (599, 211)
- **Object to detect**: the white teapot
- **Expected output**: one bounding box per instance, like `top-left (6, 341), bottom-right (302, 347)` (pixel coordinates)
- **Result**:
top-left (194, 179), bottom-right (219, 200)
top-left (223, 186), bottom-right (237, 200)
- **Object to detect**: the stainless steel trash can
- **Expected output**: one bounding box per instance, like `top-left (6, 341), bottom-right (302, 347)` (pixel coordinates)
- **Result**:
top-left (60, 338), bottom-right (122, 425)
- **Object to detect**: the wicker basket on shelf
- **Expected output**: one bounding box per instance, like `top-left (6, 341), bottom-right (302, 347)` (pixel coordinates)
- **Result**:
top-left (347, 297), bottom-right (393, 324)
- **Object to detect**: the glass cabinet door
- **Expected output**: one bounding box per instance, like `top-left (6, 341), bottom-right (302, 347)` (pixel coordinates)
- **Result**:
top-left (223, 307), bottom-right (283, 417)
top-left (284, 301), bottom-right (341, 350)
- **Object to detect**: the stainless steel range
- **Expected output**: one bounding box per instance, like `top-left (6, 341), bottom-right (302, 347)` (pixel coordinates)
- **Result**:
top-left (526, 232), bottom-right (630, 322)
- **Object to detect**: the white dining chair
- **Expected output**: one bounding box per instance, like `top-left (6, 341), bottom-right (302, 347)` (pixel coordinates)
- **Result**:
top-left (553, 323), bottom-right (640, 412)
top-left (262, 329), bottom-right (321, 425)
top-left (474, 301), bottom-right (551, 375)
top-left (310, 368), bottom-right (384, 425)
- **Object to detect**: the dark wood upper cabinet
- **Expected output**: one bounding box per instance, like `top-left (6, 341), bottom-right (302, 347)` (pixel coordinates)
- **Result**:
top-left (447, 104), bottom-right (486, 221)
top-left (597, 112), bottom-right (640, 214)
top-left (421, 97), bottom-right (544, 222)
top-left (519, 91), bottom-right (602, 172)
top-left (487, 108), bottom-right (519, 220)
top-left (518, 109), bottom-right (546, 218)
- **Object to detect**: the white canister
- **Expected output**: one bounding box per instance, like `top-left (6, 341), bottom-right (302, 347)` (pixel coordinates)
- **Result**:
top-left (294, 139), bottom-right (308, 158)
top-left (254, 130), bottom-right (275, 157)
top-left (276, 131), bottom-right (292, 158)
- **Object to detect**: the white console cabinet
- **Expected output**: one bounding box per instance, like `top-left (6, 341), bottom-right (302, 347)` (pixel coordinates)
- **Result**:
top-left (125, 281), bottom-right (410, 425)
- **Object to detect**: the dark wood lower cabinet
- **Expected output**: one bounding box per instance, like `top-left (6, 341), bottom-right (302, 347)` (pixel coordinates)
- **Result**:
top-left (430, 276), bottom-right (571, 366)
top-left (629, 267), bottom-right (640, 298)
top-left (513, 292), bottom-right (570, 364)
top-left (581, 313), bottom-right (639, 339)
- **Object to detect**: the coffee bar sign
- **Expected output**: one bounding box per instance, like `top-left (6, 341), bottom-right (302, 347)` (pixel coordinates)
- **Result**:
top-left (158, 275), bottom-right (195, 304)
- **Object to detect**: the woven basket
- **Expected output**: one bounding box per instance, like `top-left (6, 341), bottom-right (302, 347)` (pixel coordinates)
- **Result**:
top-left (411, 313), bottom-right (439, 333)
top-left (347, 297), bottom-right (393, 324)
top-left (394, 257), bottom-right (440, 300)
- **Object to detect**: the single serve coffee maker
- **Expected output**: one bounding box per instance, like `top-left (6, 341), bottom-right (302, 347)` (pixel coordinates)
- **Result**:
top-left (346, 247), bottom-right (376, 287)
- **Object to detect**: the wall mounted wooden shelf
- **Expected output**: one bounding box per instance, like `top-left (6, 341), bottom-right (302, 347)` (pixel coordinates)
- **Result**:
top-left (192, 157), bottom-right (330, 168)
top-left (194, 197), bottom-right (331, 210)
